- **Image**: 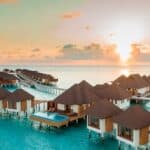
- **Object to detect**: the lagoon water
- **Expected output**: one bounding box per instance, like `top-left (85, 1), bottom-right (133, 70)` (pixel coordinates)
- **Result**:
top-left (0, 65), bottom-right (150, 150)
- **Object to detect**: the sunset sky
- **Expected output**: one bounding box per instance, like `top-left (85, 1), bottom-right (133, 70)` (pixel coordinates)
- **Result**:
top-left (0, 0), bottom-right (150, 65)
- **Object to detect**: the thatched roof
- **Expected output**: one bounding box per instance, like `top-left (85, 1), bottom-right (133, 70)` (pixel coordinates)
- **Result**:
top-left (94, 83), bottom-right (132, 100)
top-left (113, 105), bottom-right (150, 129)
top-left (0, 88), bottom-right (11, 99)
top-left (0, 72), bottom-right (17, 80)
top-left (113, 74), bottom-right (149, 89)
top-left (54, 80), bottom-right (99, 105)
top-left (5, 89), bottom-right (34, 102)
top-left (143, 75), bottom-right (150, 85)
top-left (85, 100), bottom-right (122, 119)
top-left (17, 69), bottom-right (58, 82)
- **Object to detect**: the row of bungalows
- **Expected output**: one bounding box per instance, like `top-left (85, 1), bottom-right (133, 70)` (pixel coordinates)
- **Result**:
top-left (0, 72), bottom-right (18, 88)
top-left (0, 88), bottom-right (35, 116)
top-left (48, 81), bottom-right (99, 121)
top-left (93, 83), bottom-right (132, 109)
top-left (86, 101), bottom-right (150, 149)
top-left (16, 69), bottom-right (58, 86)
top-left (113, 74), bottom-right (150, 97)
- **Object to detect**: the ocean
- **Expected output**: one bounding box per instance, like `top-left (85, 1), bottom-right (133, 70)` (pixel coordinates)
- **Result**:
top-left (1, 65), bottom-right (150, 89)
top-left (0, 65), bottom-right (149, 150)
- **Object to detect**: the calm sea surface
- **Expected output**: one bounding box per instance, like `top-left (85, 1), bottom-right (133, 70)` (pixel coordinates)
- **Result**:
top-left (0, 65), bottom-right (149, 150)
top-left (1, 65), bottom-right (150, 88)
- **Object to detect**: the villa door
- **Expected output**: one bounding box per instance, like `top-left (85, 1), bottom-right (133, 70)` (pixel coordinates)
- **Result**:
top-left (21, 100), bottom-right (27, 112)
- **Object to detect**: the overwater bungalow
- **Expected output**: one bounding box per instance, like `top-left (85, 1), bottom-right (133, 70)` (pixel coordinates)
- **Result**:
top-left (113, 74), bottom-right (150, 97)
top-left (51, 80), bottom-right (99, 121)
top-left (4, 89), bottom-right (35, 116)
top-left (31, 81), bottom-right (99, 128)
top-left (113, 105), bottom-right (150, 149)
top-left (0, 72), bottom-right (18, 88)
top-left (0, 88), bottom-right (11, 112)
top-left (16, 69), bottom-right (58, 85)
top-left (94, 84), bottom-right (132, 109)
top-left (85, 100), bottom-right (122, 138)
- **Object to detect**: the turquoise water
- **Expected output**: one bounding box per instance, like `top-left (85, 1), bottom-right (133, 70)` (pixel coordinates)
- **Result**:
top-left (32, 112), bottom-right (69, 122)
top-left (0, 65), bottom-right (149, 149)
top-left (0, 118), bottom-right (124, 150)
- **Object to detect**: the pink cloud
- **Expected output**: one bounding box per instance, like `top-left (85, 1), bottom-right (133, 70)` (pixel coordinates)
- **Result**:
top-left (62, 12), bottom-right (81, 19)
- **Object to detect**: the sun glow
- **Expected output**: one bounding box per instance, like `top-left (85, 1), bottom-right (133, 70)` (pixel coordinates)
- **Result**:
top-left (120, 69), bottom-right (130, 77)
top-left (108, 22), bottom-right (143, 64)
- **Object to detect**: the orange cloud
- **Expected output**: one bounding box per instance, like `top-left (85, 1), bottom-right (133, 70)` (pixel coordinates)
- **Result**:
top-left (62, 12), bottom-right (81, 19)
top-left (0, 0), bottom-right (17, 3)
top-left (55, 43), bottom-right (120, 65)
top-left (128, 44), bottom-right (150, 65)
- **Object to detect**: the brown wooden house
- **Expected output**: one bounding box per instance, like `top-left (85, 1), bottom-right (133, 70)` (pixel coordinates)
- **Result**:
top-left (85, 100), bottom-right (122, 137)
top-left (94, 83), bottom-right (132, 109)
top-left (52, 80), bottom-right (99, 116)
top-left (5, 89), bottom-right (34, 115)
top-left (113, 105), bottom-right (150, 149)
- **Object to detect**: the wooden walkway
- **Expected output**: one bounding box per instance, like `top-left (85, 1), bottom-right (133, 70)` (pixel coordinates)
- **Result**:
top-left (30, 115), bottom-right (69, 128)
top-left (17, 73), bottom-right (65, 95)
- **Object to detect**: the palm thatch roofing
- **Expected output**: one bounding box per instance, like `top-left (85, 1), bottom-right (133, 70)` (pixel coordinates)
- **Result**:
top-left (5, 89), bottom-right (34, 102)
top-left (17, 69), bottom-right (58, 82)
top-left (85, 100), bottom-right (122, 119)
top-left (143, 75), bottom-right (150, 85)
top-left (113, 105), bottom-right (150, 129)
top-left (0, 72), bottom-right (17, 80)
top-left (113, 74), bottom-right (149, 89)
top-left (54, 80), bottom-right (99, 105)
top-left (94, 83), bottom-right (132, 100)
top-left (0, 88), bottom-right (11, 99)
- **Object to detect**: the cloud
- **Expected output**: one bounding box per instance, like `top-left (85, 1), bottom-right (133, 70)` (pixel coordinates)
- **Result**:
top-left (32, 48), bottom-right (41, 52)
top-left (56, 43), bottom-right (119, 63)
top-left (128, 44), bottom-right (150, 64)
top-left (62, 12), bottom-right (81, 19)
top-left (84, 25), bottom-right (91, 31)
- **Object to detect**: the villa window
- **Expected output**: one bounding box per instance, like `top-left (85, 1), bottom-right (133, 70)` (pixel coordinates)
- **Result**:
top-left (118, 125), bottom-right (133, 141)
top-left (88, 116), bottom-right (99, 129)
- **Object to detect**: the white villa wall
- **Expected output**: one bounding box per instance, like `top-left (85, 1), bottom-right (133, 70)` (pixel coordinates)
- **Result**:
top-left (87, 116), bottom-right (101, 133)
top-left (133, 130), bottom-right (140, 146)
top-left (57, 104), bottom-right (65, 111)
top-left (100, 119), bottom-right (106, 133)
top-left (27, 100), bottom-right (31, 113)
top-left (87, 117), bottom-right (107, 137)
top-left (71, 105), bottom-right (79, 113)
top-left (113, 123), bottom-right (140, 147)
top-left (0, 100), bottom-right (2, 109)
top-left (16, 102), bottom-right (21, 112)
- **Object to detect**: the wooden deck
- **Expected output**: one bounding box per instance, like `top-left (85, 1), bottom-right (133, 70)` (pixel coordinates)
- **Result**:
top-left (30, 112), bottom-right (86, 128)
top-left (30, 115), bottom-right (69, 128)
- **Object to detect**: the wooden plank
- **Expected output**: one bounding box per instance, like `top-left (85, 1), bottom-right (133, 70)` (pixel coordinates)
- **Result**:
top-left (140, 127), bottom-right (149, 145)
top-left (30, 116), bottom-right (69, 128)
top-left (105, 117), bottom-right (113, 132)
top-left (21, 100), bottom-right (27, 111)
